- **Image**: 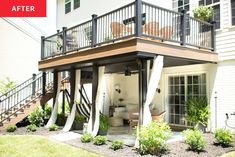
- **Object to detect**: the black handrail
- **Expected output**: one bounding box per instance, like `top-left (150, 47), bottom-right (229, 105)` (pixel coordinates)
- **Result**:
top-left (41, 0), bottom-right (215, 60)
top-left (0, 73), bottom-right (44, 123)
top-left (0, 72), bottom-right (71, 124)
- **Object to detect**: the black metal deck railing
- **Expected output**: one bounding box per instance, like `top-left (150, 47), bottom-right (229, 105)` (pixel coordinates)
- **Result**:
top-left (41, 0), bottom-right (215, 60)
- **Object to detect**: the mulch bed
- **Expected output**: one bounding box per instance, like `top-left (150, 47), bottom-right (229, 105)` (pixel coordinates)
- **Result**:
top-left (65, 133), bottom-right (235, 157)
top-left (0, 126), bottom-right (63, 136)
top-left (0, 127), bottom-right (234, 157)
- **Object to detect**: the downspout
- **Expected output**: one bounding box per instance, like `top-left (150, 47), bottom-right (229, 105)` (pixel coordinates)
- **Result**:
top-left (214, 91), bottom-right (217, 129)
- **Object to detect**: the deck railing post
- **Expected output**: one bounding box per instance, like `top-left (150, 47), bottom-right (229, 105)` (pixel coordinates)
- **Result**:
top-left (62, 27), bottom-right (67, 53)
top-left (42, 72), bottom-right (46, 96)
top-left (41, 36), bottom-right (45, 59)
top-left (32, 73), bottom-right (36, 96)
top-left (135, 0), bottom-right (142, 37)
top-left (180, 10), bottom-right (186, 46)
top-left (91, 14), bottom-right (98, 47)
top-left (210, 21), bottom-right (216, 51)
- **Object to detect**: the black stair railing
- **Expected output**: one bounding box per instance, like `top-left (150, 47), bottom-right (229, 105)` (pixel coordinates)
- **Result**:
top-left (0, 72), bottom-right (53, 123)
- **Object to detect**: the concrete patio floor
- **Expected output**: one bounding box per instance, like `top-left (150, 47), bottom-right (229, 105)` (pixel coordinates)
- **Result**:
top-left (107, 126), bottom-right (184, 146)
top-left (49, 126), bottom-right (184, 147)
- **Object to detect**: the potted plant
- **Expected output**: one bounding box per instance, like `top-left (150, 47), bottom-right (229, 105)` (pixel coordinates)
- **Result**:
top-left (56, 112), bottom-right (67, 126)
top-left (193, 6), bottom-right (213, 22)
top-left (193, 6), bottom-right (213, 33)
top-left (98, 114), bottom-right (110, 135)
top-left (185, 97), bottom-right (210, 132)
top-left (73, 114), bottom-right (86, 130)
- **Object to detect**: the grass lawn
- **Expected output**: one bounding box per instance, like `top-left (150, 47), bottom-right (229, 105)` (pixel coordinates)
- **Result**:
top-left (0, 135), bottom-right (102, 157)
top-left (221, 151), bottom-right (235, 157)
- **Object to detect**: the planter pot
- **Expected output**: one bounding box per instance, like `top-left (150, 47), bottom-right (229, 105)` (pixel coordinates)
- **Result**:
top-left (72, 122), bottom-right (84, 130)
top-left (44, 119), bottom-right (49, 125)
top-left (56, 117), bottom-right (67, 126)
top-left (98, 130), bottom-right (108, 136)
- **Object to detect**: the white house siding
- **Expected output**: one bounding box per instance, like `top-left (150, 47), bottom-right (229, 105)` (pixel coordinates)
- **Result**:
top-left (209, 60), bottom-right (235, 132)
top-left (216, 28), bottom-right (235, 61)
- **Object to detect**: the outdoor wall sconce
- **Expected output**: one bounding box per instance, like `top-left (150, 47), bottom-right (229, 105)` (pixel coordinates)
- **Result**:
top-left (114, 84), bottom-right (121, 93)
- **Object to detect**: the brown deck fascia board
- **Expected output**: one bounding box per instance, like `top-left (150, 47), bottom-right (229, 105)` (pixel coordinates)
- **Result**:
top-left (136, 38), bottom-right (218, 63)
top-left (39, 38), bottom-right (137, 70)
top-left (39, 38), bottom-right (218, 70)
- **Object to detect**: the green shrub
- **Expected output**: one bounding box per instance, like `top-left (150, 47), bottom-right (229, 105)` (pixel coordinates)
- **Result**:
top-left (56, 113), bottom-right (67, 126)
top-left (110, 140), bottom-right (124, 150)
top-left (182, 129), bottom-right (207, 152)
top-left (26, 124), bottom-right (37, 132)
top-left (93, 135), bottom-right (107, 145)
top-left (99, 114), bottom-right (109, 131)
top-left (214, 128), bottom-right (234, 147)
top-left (81, 133), bottom-right (93, 143)
top-left (49, 124), bottom-right (59, 131)
top-left (28, 107), bottom-right (44, 127)
top-left (74, 114), bottom-right (86, 123)
top-left (138, 121), bottom-right (172, 155)
top-left (185, 97), bottom-right (210, 127)
top-left (5, 124), bottom-right (17, 132)
top-left (44, 105), bottom-right (52, 119)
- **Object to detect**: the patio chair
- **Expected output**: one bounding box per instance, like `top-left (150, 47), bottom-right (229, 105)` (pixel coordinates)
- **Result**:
top-left (128, 109), bottom-right (139, 132)
top-left (151, 111), bottom-right (166, 122)
top-left (142, 22), bottom-right (159, 36)
top-left (160, 26), bottom-right (173, 39)
top-left (110, 22), bottom-right (132, 39)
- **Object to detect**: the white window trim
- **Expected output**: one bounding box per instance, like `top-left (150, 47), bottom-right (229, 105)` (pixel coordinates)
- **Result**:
top-left (65, 0), bottom-right (72, 14)
top-left (73, 0), bottom-right (80, 10)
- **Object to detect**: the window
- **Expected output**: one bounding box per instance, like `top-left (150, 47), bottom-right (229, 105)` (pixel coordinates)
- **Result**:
top-left (199, 0), bottom-right (220, 29)
top-left (173, 0), bottom-right (190, 12)
top-left (173, 0), bottom-right (190, 35)
top-left (65, 0), bottom-right (71, 14)
top-left (168, 73), bottom-right (206, 126)
top-left (74, 0), bottom-right (80, 10)
top-left (231, 0), bottom-right (235, 25)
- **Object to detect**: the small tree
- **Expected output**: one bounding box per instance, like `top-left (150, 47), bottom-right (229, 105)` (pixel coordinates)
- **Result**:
top-left (186, 97), bottom-right (210, 129)
top-left (0, 77), bottom-right (17, 95)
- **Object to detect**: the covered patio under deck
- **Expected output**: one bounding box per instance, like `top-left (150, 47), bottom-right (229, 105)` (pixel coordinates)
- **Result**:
top-left (39, 43), bottom-right (217, 139)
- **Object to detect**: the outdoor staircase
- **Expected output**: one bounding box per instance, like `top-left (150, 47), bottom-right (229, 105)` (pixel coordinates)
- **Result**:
top-left (0, 72), bottom-right (55, 130)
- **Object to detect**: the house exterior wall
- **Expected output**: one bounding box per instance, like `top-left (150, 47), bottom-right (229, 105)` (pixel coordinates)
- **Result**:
top-left (56, 0), bottom-right (172, 29)
top-left (0, 0), bottom-right (56, 84)
top-left (0, 18), bottom-right (41, 83)
top-left (196, 0), bottom-right (235, 61)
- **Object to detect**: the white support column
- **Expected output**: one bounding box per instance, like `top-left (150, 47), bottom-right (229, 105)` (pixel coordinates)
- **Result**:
top-left (46, 72), bottom-right (62, 128)
top-left (63, 69), bottom-right (81, 132)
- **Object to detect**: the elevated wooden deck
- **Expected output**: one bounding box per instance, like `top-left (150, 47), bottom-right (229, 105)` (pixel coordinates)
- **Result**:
top-left (39, 38), bottom-right (218, 71)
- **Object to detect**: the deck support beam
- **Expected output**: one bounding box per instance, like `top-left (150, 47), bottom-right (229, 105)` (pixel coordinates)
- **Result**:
top-left (70, 68), bottom-right (76, 109)
top-left (53, 71), bottom-right (58, 107)
top-left (92, 65), bottom-right (98, 130)
top-left (138, 58), bottom-right (147, 126)
top-left (62, 90), bottom-right (65, 114)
